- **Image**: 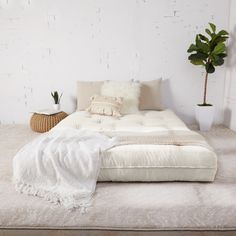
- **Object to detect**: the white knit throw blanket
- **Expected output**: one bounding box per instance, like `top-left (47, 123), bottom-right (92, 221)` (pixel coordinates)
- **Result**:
top-left (13, 128), bottom-right (117, 211)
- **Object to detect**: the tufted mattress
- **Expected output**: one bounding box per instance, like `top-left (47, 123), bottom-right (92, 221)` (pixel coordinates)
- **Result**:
top-left (53, 110), bottom-right (217, 182)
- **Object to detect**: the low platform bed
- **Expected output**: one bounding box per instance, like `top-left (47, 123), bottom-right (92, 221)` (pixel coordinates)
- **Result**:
top-left (0, 112), bottom-right (236, 235)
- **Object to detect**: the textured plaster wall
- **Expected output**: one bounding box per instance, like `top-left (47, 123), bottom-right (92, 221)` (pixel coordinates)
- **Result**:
top-left (0, 0), bottom-right (231, 124)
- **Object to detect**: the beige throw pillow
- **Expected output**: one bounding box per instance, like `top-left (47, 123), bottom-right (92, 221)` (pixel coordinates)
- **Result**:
top-left (77, 81), bottom-right (103, 110)
top-left (87, 95), bottom-right (123, 117)
top-left (139, 78), bottom-right (162, 110)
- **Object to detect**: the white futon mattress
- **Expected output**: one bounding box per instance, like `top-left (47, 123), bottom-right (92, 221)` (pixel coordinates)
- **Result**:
top-left (54, 110), bottom-right (217, 182)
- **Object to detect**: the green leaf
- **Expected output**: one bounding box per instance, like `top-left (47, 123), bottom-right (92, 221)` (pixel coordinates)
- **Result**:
top-left (205, 28), bottom-right (212, 36)
top-left (215, 36), bottom-right (228, 44)
top-left (213, 57), bottom-right (224, 66)
top-left (188, 52), bottom-right (208, 61)
top-left (218, 53), bottom-right (227, 58)
top-left (187, 44), bottom-right (198, 53)
top-left (55, 92), bottom-right (58, 103)
top-left (209, 23), bottom-right (216, 33)
top-left (212, 42), bottom-right (226, 54)
top-left (210, 54), bottom-right (222, 66)
top-left (195, 35), bottom-right (200, 45)
top-left (210, 35), bottom-right (228, 48)
top-left (196, 40), bottom-right (210, 53)
top-left (190, 59), bottom-right (205, 66)
top-left (218, 30), bottom-right (229, 36)
top-left (199, 34), bottom-right (209, 42)
top-left (205, 62), bottom-right (215, 73)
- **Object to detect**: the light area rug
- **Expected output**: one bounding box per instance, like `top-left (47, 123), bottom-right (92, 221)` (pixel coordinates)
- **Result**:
top-left (0, 125), bottom-right (236, 230)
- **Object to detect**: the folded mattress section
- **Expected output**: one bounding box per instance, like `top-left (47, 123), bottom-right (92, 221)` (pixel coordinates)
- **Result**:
top-left (99, 145), bottom-right (217, 182)
top-left (54, 110), bottom-right (217, 182)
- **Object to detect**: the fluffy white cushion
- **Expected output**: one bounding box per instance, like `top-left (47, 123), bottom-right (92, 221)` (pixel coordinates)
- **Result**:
top-left (101, 81), bottom-right (141, 114)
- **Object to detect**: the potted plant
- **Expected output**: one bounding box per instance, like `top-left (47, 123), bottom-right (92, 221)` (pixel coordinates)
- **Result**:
top-left (51, 91), bottom-right (63, 111)
top-left (187, 23), bottom-right (229, 131)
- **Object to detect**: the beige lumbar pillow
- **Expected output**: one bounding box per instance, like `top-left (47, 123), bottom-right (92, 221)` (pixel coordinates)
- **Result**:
top-left (139, 78), bottom-right (162, 110)
top-left (101, 81), bottom-right (141, 114)
top-left (87, 94), bottom-right (123, 117)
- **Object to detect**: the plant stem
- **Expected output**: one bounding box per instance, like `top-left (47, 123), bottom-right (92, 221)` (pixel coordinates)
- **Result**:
top-left (203, 72), bottom-right (209, 105)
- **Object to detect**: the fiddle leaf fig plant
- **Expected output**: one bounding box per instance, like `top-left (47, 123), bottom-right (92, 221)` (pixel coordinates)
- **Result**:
top-left (187, 23), bottom-right (229, 106)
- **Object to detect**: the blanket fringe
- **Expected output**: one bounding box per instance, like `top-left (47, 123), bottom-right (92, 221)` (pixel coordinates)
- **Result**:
top-left (14, 180), bottom-right (92, 213)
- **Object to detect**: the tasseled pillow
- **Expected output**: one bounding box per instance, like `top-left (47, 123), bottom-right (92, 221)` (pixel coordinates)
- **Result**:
top-left (87, 95), bottom-right (123, 117)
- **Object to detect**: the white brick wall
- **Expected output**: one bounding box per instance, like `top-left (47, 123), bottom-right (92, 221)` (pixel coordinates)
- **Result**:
top-left (224, 0), bottom-right (236, 131)
top-left (0, 0), bottom-right (231, 124)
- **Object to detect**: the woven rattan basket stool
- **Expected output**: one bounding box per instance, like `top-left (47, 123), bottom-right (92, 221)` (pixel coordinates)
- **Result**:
top-left (30, 112), bottom-right (68, 133)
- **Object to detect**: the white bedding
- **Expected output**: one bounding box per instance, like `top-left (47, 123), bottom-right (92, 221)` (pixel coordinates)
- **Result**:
top-left (54, 110), bottom-right (217, 182)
